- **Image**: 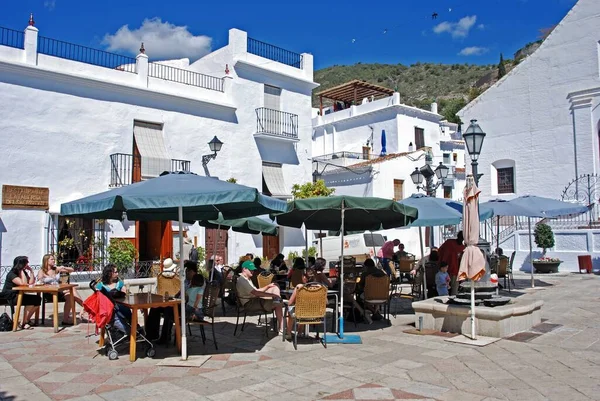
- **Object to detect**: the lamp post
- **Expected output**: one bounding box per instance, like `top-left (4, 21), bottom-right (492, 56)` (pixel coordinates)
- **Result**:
top-left (462, 119), bottom-right (486, 186)
top-left (410, 150), bottom-right (450, 247)
top-left (201, 136), bottom-right (224, 177)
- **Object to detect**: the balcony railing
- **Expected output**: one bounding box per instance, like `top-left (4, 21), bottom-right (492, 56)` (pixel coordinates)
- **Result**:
top-left (37, 36), bottom-right (136, 72)
top-left (256, 107), bottom-right (298, 140)
top-left (247, 37), bottom-right (303, 69)
top-left (0, 26), bottom-right (24, 49)
top-left (312, 151), bottom-right (377, 163)
top-left (148, 63), bottom-right (224, 92)
top-left (109, 153), bottom-right (191, 187)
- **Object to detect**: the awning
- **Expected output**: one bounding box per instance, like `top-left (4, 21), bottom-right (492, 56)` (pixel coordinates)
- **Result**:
top-left (133, 122), bottom-right (171, 179)
top-left (263, 163), bottom-right (291, 199)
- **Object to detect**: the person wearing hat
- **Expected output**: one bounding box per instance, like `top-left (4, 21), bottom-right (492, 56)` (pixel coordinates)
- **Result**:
top-left (237, 260), bottom-right (284, 333)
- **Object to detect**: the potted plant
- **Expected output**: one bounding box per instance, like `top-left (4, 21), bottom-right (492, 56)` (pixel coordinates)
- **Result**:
top-left (532, 223), bottom-right (561, 273)
top-left (107, 238), bottom-right (138, 275)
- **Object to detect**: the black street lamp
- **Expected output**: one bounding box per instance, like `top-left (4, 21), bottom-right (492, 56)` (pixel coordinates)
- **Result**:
top-left (463, 119), bottom-right (486, 186)
top-left (202, 136), bottom-right (224, 176)
top-left (410, 153), bottom-right (450, 197)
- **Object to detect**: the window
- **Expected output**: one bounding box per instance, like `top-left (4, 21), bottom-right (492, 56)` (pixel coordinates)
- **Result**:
top-left (443, 153), bottom-right (450, 165)
top-left (393, 179), bottom-right (404, 201)
top-left (444, 187), bottom-right (452, 199)
top-left (453, 153), bottom-right (458, 162)
top-left (264, 85), bottom-right (281, 110)
top-left (497, 167), bottom-right (515, 194)
top-left (362, 146), bottom-right (371, 160)
top-left (414, 127), bottom-right (425, 149)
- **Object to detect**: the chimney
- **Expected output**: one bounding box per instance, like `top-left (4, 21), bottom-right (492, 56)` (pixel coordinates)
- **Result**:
top-left (431, 102), bottom-right (438, 114)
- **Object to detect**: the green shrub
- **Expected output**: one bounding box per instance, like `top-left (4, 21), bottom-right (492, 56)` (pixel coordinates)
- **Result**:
top-left (534, 223), bottom-right (555, 253)
top-left (107, 239), bottom-right (138, 272)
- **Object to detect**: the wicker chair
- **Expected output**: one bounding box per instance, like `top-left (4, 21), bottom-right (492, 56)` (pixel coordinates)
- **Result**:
top-left (187, 281), bottom-right (220, 350)
top-left (398, 258), bottom-right (416, 282)
top-left (156, 273), bottom-right (181, 298)
top-left (257, 272), bottom-right (274, 288)
top-left (364, 275), bottom-right (391, 321)
top-left (290, 283), bottom-right (327, 350)
top-left (232, 275), bottom-right (272, 336)
top-left (497, 257), bottom-right (511, 292)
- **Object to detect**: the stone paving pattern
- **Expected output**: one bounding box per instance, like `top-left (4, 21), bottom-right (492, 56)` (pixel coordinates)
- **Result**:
top-left (1, 272), bottom-right (600, 401)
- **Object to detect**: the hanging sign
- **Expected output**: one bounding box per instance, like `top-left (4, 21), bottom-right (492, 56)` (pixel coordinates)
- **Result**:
top-left (2, 185), bottom-right (49, 210)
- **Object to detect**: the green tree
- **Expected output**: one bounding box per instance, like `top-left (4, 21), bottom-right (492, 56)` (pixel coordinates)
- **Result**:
top-left (467, 86), bottom-right (483, 102)
top-left (534, 223), bottom-right (555, 254)
top-left (439, 97), bottom-right (467, 124)
top-left (497, 53), bottom-right (506, 79)
top-left (107, 238), bottom-right (138, 272)
top-left (226, 178), bottom-right (237, 184)
top-left (291, 179), bottom-right (335, 199)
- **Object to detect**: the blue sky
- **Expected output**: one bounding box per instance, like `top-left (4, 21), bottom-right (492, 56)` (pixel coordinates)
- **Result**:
top-left (1, 0), bottom-right (578, 70)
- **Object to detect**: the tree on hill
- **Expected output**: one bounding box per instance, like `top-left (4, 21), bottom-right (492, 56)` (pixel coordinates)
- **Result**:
top-left (438, 98), bottom-right (467, 124)
top-left (498, 53), bottom-right (507, 80)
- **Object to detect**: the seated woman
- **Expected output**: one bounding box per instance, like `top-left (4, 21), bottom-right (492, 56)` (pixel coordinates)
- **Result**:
top-left (310, 258), bottom-right (331, 288)
top-left (185, 273), bottom-right (205, 321)
top-left (38, 254), bottom-right (84, 325)
top-left (95, 264), bottom-right (132, 333)
top-left (287, 257), bottom-right (307, 282)
top-left (269, 254), bottom-right (287, 273)
top-left (0, 256), bottom-right (41, 330)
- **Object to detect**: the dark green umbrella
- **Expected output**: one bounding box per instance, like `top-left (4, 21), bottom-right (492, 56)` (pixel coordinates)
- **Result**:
top-left (271, 195), bottom-right (418, 343)
top-left (61, 172), bottom-right (287, 360)
top-left (202, 214), bottom-right (278, 236)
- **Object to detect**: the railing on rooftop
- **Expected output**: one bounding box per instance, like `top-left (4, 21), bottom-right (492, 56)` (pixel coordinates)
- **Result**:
top-left (312, 151), bottom-right (377, 162)
top-left (110, 153), bottom-right (191, 187)
top-left (247, 37), bottom-right (303, 69)
top-left (256, 107), bottom-right (298, 140)
top-left (0, 26), bottom-right (24, 49)
top-left (148, 62), bottom-right (224, 92)
top-left (37, 36), bottom-right (136, 72)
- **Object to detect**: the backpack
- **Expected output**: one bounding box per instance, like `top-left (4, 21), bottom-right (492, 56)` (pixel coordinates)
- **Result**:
top-left (0, 312), bottom-right (13, 332)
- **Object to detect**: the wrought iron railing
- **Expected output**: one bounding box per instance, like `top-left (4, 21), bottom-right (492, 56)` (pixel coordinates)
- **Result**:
top-left (256, 107), bottom-right (298, 139)
top-left (1, 261), bottom-right (157, 284)
top-left (109, 153), bottom-right (191, 187)
top-left (37, 36), bottom-right (136, 72)
top-left (247, 37), bottom-right (303, 69)
top-left (148, 62), bottom-right (224, 91)
top-left (312, 151), bottom-right (378, 162)
top-left (0, 26), bottom-right (24, 49)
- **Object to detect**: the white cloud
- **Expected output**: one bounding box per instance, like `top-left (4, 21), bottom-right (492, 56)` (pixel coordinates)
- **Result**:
top-left (458, 46), bottom-right (489, 56)
top-left (477, 24), bottom-right (485, 30)
top-left (44, 0), bottom-right (56, 10)
top-left (103, 18), bottom-right (212, 60)
top-left (433, 15), bottom-right (477, 38)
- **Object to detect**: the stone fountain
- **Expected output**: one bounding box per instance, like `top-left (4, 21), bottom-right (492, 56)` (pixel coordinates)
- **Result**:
top-left (411, 237), bottom-right (543, 338)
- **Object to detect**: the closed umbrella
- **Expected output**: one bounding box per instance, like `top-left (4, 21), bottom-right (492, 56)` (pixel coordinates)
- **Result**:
top-left (380, 130), bottom-right (387, 156)
top-left (457, 176), bottom-right (486, 340)
top-left (61, 171), bottom-right (287, 360)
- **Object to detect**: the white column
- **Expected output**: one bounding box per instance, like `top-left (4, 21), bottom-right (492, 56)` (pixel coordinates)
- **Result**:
top-left (229, 29), bottom-right (248, 57)
top-left (24, 25), bottom-right (38, 65)
top-left (136, 53), bottom-right (149, 86)
top-left (222, 75), bottom-right (233, 94)
top-left (301, 52), bottom-right (313, 80)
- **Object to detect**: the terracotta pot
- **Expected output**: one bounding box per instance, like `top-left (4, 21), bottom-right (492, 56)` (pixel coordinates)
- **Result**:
top-left (533, 261), bottom-right (561, 273)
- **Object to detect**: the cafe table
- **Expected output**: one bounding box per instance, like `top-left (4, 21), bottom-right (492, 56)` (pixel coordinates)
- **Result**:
top-left (99, 293), bottom-right (182, 362)
top-left (12, 283), bottom-right (77, 333)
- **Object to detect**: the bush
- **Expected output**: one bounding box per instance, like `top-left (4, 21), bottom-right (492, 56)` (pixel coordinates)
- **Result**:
top-left (534, 223), bottom-right (555, 253)
top-left (107, 239), bottom-right (138, 272)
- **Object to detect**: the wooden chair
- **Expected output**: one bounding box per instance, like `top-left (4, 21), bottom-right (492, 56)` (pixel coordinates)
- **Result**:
top-left (497, 257), bottom-right (511, 292)
top-left (232, 275), bottom-right (271, 336)
top-left (187, 281), bottom-right (220, 350)
top-left (290, 269), bottom-right (304, 288)
top-left (290, 283), bottom-right (328, 350)
top-left (364, 275), bottom-right (391, 321)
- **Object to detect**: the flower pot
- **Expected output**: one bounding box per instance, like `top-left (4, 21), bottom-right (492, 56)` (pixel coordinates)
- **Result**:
top-left (533, 261), bottom-right (561, 273)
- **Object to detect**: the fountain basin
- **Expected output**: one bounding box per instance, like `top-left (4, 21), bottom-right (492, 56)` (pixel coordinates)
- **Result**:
top-left (413, 296), bottom-right (543, 338)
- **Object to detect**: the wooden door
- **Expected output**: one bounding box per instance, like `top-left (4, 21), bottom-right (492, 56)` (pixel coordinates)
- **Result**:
top-left (205, 228), bottom-right (228, 264)
top-left (263, 235), bottom-right (280, 260)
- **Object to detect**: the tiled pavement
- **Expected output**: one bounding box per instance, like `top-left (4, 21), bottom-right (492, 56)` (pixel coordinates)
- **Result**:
top-left (1, 272), bottom-right (600, 401)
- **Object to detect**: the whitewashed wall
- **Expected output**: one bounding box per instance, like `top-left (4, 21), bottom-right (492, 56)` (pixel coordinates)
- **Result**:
top-left (0, 26), bottom-right (314, 268)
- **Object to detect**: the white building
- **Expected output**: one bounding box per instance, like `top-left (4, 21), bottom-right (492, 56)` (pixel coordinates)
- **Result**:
top-left (457, 0), bottom-right (600, 271)
top-left (0, 17), bottom-right (317, 270)
top-left (311, 81), bottom-right (466, 255)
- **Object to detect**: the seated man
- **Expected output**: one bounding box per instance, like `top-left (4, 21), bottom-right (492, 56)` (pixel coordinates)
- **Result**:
top-left (393, 243), bottom-right (409, 261)
top-left (236, 260), bottom-right (284, 334)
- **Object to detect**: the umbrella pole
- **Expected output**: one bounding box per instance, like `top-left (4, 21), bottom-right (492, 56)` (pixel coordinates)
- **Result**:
top-left (319, 230), bottom-right (323, 257)
top-left (178, 206), bottom-right (188, 360)
top-left (496, 216), bottom-right (500, 252)
top-left (305, 225), bottom-right (309, 266)
top-left (370, 231), bottom-right (376, 259)
top-left (470, 281), bottom-right (476, 340)
top-left (529, 217), bottom-right (534, 288)
top-left (419, 227), bottom-right (427, 299)
top-left (339, 206), bottom-right (345, 338)
top-left (210, 224), bottom-right (219, 282)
